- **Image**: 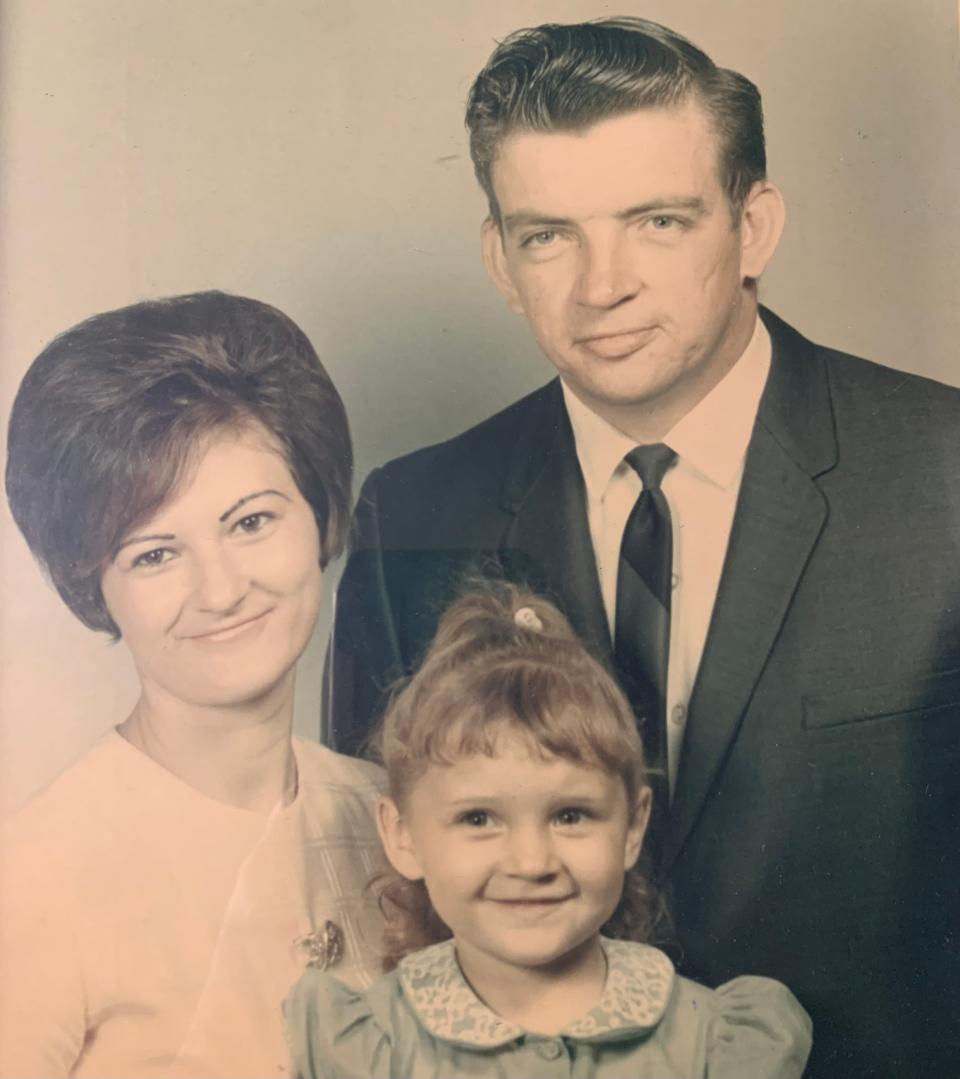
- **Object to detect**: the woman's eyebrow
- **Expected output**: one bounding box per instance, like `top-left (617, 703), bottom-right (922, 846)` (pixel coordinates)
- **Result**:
top-left (115, 531), bottom-right (176, 554)
top-left (218, 488), bottom-right (290, 522)
top-left (114, 490), bottom-right (292, 555)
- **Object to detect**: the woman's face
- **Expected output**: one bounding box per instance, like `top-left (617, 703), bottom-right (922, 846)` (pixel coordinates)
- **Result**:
top-left (100, 424), bottom-right (323, 711)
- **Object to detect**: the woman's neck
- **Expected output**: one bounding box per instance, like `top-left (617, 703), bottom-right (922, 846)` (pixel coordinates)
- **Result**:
top-left (118, 675), bottom-right (297, 814)
top-left (456, 935), bottom-right (607, 1035)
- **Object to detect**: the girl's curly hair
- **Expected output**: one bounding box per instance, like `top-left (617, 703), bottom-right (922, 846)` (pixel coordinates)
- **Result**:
top-left (367, 581), bottom-right (670, 970)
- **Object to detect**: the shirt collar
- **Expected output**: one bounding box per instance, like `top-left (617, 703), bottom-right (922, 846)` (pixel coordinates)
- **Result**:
top-left (561, 315), bottom-right (771, 496)
top-left (397, 938), bottom-right (675, 1048)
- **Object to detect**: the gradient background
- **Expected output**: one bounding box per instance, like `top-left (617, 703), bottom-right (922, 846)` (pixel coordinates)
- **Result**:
top-left (1, 0), bottom-right (958, 813)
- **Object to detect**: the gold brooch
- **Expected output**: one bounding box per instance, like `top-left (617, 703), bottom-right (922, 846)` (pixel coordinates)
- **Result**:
top-left (296, 920), bottom-right (344, 971)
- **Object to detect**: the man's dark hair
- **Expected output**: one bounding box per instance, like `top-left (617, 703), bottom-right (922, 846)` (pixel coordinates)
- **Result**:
top-left (466, 17), bottom-right (766, 224)
top-left (6, 291), bottom-right (352, 636)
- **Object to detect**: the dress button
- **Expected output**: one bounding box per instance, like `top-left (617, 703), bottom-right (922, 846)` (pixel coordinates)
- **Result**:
top-left (534, 1039), bottom-right (563, 1060)
top-left (670, 703), bottom-right (686, 725)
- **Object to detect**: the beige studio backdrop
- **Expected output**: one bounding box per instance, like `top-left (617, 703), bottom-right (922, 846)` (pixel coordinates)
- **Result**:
top-left (1, 0), bottom-right (958, 814)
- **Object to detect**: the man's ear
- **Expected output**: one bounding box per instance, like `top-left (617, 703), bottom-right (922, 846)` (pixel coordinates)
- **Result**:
top-left (376, 796), bottom-right (424, 881)
top-left (624, 786), bottom-right (652, 870)
top-left (481, 218), bottom-right (525, 315)
top-left (739, 180), bottom-right (786, 281)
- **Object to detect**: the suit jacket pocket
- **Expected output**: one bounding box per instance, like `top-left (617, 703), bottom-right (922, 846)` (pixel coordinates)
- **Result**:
top-left (802, 667), bottom-right (960, 729)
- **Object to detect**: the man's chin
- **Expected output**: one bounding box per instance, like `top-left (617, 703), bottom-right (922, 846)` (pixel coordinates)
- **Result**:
top-left (564, 372), bottom-right (680, 413)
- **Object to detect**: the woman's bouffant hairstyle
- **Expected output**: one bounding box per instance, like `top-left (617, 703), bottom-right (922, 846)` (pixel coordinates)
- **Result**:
top-left (466, 17), bottom-right (766, 225)
top-left (371, 582), bottom-right (663, 971)
top-left (5, 291), bottom-right (352, 637)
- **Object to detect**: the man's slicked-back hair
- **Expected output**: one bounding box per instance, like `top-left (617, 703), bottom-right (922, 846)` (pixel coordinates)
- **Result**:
top-left (6, 291), bottom-right (352, 636)
top-left (466, 17), bottom-right (766, 224)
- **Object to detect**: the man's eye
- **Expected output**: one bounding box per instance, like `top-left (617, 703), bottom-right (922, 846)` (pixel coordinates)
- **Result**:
top-left (523, 230), bottom-right (557, 247)
top-left (458, 809), bottom-right (491, 827)
top-left (646, 214), bottom-right (687, 232)
top-left (131, 548), bottom-right (173, 569)
top-left (555, 807), bottom-right (591, 826)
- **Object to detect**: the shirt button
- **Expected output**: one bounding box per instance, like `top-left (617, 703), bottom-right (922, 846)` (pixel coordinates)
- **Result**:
top-left (670, 703), bottom-right (687, 725)
top-left (534, 1039), bottom-right (563, 1060)
top-left (671, 573), bottom-right (679, 589)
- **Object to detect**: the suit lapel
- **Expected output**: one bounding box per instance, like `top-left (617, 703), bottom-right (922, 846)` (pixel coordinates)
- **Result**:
top-left (498, 380), bottom-right (611, 661)
top-left (489, 315), bottom-right (838, 871)
top-left (663, 310), bottom-right (838, 869)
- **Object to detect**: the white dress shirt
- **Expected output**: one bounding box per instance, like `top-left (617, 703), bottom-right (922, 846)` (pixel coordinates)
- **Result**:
top-left (562, 317), bottom-right (771, 792)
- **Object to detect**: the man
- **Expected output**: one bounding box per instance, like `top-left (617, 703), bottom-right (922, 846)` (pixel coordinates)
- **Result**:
top-left (328, 18), bottom-right (960, 1078)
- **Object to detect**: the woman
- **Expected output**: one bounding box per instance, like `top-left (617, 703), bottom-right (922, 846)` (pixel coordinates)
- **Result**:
top-left (1, 292), bottom-right (385, 1078)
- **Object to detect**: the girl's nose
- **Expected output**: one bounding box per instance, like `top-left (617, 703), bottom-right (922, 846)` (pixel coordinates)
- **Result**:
top-left (502, 824), bottom-right (561, 878)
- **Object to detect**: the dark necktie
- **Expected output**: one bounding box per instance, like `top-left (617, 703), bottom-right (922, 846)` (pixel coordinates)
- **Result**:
top-left (614, 443), bottom-right (677, 868)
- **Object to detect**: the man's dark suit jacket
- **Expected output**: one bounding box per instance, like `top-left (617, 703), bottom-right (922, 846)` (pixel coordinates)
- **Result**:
top-left (328, 308), bottom-right (960, 1078)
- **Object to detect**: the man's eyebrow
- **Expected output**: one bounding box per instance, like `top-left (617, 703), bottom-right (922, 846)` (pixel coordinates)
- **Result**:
top-left (502, 197), bottom-right (708, 233)
top-left (616, 196), bottom-right (707, 219)
top-left (501, 212), bottom-right (576, 233)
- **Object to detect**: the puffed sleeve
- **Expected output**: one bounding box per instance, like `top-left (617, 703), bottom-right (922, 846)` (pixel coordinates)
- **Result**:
top-left (284, 969), bottom-right (392, 1079)
top-left (706, 976), bottom-right (812, 1079)
top-left (0, 821), bottom-right (85, 1077)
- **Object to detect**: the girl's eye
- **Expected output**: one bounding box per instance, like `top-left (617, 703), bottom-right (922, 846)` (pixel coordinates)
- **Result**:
top-left (555, 806), bottom-right (591, 826)
top-left (233, 511), bottom-right (273, 535)
top-left (131, 547), bottom-right (174, 570)
top-left (458, 809), bottom-right (491, 827)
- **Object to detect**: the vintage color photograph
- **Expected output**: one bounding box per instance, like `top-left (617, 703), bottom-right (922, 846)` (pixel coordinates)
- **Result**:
top-left (1, 3), bottom-right (957, 1077)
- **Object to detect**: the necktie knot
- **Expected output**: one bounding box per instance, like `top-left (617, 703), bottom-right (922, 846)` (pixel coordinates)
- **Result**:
top-left (625, 444), bottom-right (677, 491)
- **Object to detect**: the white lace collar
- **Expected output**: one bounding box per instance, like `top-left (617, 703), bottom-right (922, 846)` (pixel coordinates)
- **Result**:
top-left (397, 938), bottom-right (675, 1048)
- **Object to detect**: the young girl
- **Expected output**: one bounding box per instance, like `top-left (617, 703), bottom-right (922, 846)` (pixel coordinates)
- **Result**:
top-left (286, 586), bottom-right (812, 1078)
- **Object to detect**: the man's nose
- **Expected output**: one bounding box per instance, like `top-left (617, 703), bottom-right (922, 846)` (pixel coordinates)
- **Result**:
top-left (502, 824), bottom-right (560, 878)
top-left (574, 233), bottom-right (641, 309)
top-left (191, 545), bottom-right (247, 613)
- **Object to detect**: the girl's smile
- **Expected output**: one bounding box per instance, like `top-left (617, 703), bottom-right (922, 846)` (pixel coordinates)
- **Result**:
top-left (380, 731), bottom-right (649, 997)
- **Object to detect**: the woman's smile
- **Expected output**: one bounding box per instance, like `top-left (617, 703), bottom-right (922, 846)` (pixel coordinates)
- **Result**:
top-left (182, 607), bottom-right (275, 644)
top-left (100, 427), bottom-right (324, 711)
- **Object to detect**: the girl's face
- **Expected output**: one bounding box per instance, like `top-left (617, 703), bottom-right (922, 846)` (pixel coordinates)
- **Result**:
top-left (100, 424), bottom-right (323, 713)
top-left (380, 731), bottom-right (649, 982)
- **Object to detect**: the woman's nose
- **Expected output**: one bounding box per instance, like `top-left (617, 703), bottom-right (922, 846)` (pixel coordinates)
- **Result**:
top-left (190, 546), bottom-right (248, 613)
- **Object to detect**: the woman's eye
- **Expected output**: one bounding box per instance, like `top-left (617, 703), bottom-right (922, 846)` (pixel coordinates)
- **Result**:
top-left (131, 548), bottom-right (173, 570)
top-left (233, 511), bottom-right (273, 535)
top-left (458, 809), bottom-right (491, 827)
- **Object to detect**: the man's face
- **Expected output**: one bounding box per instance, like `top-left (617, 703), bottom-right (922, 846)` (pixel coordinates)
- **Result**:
top-left (483, 101), bottom-right (778, 431)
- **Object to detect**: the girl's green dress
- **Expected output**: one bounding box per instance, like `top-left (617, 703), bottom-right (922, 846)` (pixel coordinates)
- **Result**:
top-left (285, 937), bottom-right (812, 1078)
